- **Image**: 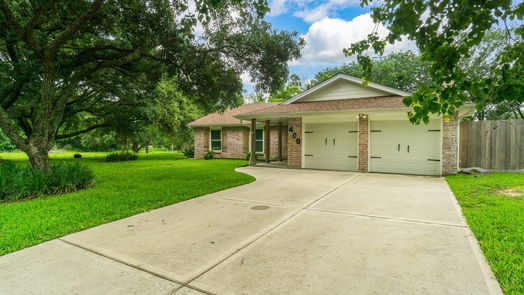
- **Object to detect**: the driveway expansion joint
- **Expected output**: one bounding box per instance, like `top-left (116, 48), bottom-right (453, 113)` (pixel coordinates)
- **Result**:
top-left (57, 238), bottom-right (184, 286)
top-left (180, 173), bottom-right (363, 290)
top-left (305, 207), bottom-right (468, 229)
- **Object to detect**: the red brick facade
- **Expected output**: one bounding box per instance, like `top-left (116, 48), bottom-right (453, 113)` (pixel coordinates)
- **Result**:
top-left (194, 127), bottom-right (209, 159)
top-left (193, 125), bottom-right (287, 160)
top-left (358, 115), bottom-right (369, 172)
top-left (441, 114), bottom-right (459, 175)
top-left (287, 117), bottom-right (302, 168)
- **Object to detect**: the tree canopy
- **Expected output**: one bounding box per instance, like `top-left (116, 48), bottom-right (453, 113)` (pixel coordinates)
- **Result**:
top-left (0, 0), bottom-right (303, 170)
top-left (345, 0), bottom-right (524, 124)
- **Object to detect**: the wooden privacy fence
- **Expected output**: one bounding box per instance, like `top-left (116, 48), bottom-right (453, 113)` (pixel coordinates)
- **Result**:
top-left (460, 119), bottom-right (524, 170)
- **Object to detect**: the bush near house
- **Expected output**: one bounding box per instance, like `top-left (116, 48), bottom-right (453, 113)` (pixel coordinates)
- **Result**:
top-left (203, 151), bottom-right (214, 160)
top-left (182, 146), bottom-right (195, 158)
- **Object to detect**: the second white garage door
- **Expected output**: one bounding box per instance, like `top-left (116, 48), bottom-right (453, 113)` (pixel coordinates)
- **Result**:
top-left (370, 120), bottom-right (441, 175)
top-left (304, 123), bottom-right (358, 171)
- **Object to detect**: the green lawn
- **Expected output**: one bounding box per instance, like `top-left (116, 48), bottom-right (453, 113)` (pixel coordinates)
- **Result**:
top-left (0, 151), bottom-right (254, 256)
top-left (446, 173), bottom-right (524, 295)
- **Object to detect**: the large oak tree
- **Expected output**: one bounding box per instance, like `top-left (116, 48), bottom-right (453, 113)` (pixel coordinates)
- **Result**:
top-left (0, 0), bottom-right (302, 170)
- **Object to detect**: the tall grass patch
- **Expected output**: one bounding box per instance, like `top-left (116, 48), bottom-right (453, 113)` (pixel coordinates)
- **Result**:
top-left (0, 161), bottom-right (95, 202)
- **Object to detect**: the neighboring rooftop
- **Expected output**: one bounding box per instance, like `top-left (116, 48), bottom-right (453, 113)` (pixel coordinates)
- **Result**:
top-left (188, 102), bottom-right (279, 127)
top-left (236, 96), bottom-right (406, 118)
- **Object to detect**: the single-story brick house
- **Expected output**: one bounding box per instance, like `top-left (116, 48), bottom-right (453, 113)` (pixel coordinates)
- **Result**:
top-left (189, 74), bottom-right (472, 175)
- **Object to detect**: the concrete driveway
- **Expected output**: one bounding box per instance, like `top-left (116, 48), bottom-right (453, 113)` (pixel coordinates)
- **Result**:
top-left (0, 167), bottom-right (501, 295)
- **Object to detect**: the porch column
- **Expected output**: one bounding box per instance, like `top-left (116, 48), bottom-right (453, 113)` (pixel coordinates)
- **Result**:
top-left (442, 113), bottom-right (459, 175)
top-left (250, 119), bottom-right (256, 165)
top-left (264, 120), bottom-right (270, 163)
top-left (278, 121), bottom-right (283, 161)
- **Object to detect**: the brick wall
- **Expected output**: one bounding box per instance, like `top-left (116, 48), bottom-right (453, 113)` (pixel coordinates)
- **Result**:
top-left (269, 125), bottom-right (288, 160)
top-left (215, 126), bottom-right (249, 159)
top-left (442, 113), bottom-right (459, 175)
top-left (193, 125), bottom-right (287, 160)
top-left (194, 127), bottom-right (209, 159)
top-left (358, 115), bottom-right (369, 172)
top-left (287, 118), bottom-right (302, 168)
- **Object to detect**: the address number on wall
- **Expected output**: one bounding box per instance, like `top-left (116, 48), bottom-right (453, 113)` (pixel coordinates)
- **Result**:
top-left (289, 126), bottom-right (301, 144)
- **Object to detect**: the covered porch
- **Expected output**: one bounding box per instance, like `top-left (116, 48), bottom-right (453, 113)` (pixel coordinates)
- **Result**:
top-left (243, 117), bottom-right (289, 166)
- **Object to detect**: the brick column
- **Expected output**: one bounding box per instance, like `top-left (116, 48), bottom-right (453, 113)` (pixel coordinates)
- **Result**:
top-left (287, 117), bottom-right (302, 168)
top-left (442, 113), bottom-right (459, 175)
top-left (194, 127), bottom-right (209, 159)
top-left (358, 114), bottom-right (369, 172)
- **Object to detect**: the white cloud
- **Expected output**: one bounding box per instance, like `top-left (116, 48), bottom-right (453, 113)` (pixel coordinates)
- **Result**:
top-left (296, 14), bottom-right (416, 66)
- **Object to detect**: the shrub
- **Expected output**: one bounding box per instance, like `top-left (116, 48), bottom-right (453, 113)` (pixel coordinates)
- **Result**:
top-left (0, 161), bottom-right (96, 202)
top-left (245, 152), bottom-right (251, 161)
top-left (105, 151), bottom-right (138, 162)
top-left (182, 146), bottom-right (194, 158)
top-left (203, 151), bottom-right (214, 160)
top-left (73, 153), bottom-right (82, 159)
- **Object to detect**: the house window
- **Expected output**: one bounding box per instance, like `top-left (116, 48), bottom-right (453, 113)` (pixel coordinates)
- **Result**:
top-left (210, 129), bottom-right (221, 151)
top-left (256, 129), bottom-right (264, 153)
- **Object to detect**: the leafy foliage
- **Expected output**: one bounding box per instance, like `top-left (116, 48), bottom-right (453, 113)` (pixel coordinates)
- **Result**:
top-left (203, 150), bottom-right (214, 160)
top-left (457, 29), bottom-right (524, 120)
top-left (105, 151), bottom-right (138, 162)
top-left (345, 0), bottom-right (524, 124)
top-left (182, 145), bottom-right (194, 158)
top-left (0, 161), bottom-right (95, 202)
top-left (268, 74), bottom-right (303, 102)
top-left (0, 0), bottom-right (303, 170)
top-left (0, 130), bottom-right (15, 151)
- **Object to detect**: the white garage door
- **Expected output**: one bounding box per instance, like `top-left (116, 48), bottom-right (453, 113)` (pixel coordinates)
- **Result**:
top-left (370, 120), bottom-right (441, 175)
top-left (304, 123), bottom-right (358, 171)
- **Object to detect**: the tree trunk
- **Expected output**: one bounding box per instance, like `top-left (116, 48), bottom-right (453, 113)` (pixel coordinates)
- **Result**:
top-left (26, 145), bottom-right (51, 171)
top-left (146, 145), bottom-right (149, 153)
top-left (131, 142), bottom-right (142, 153)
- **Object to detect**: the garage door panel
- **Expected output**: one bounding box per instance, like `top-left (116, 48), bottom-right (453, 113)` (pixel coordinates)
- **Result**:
top-left (370, 120), bottom-right (441, 176)
top-left (304, 123), bottom-right (358, 172)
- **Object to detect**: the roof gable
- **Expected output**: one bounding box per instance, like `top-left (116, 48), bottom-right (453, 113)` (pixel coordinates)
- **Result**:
top-left (284, 74), bottom-right (411, 104)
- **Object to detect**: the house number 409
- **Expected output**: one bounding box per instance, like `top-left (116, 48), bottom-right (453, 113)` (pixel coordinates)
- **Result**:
top-left (288, 127), bottom-right (301, 144)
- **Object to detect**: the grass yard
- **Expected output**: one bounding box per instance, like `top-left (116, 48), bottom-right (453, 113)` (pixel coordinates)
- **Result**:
top-left (446, 173), bottom-right (524, 295)
top-left (0, 151), bottom-right (254, 256)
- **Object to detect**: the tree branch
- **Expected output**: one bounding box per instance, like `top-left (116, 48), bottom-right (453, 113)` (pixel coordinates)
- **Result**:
top-left (0, 106), bottom-right (27, 149)
top-left (0, 0), bottom-right (24, 37)
top-left (55, 123), bottom-right (110, 139)
top-left (46, 0), bottom-right (105, 57)
top-left (0, 0), bottom-right (44, 57)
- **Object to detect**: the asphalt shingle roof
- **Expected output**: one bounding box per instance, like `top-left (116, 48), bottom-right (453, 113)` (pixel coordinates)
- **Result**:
top-left (236, 96), bottom-right (406, 117)
top-left (188, 103), bottom-right (279, 127)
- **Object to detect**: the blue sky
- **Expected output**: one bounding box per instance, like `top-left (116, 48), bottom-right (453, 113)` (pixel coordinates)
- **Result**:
top-left (241, 0), bottom-right (416, 93)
